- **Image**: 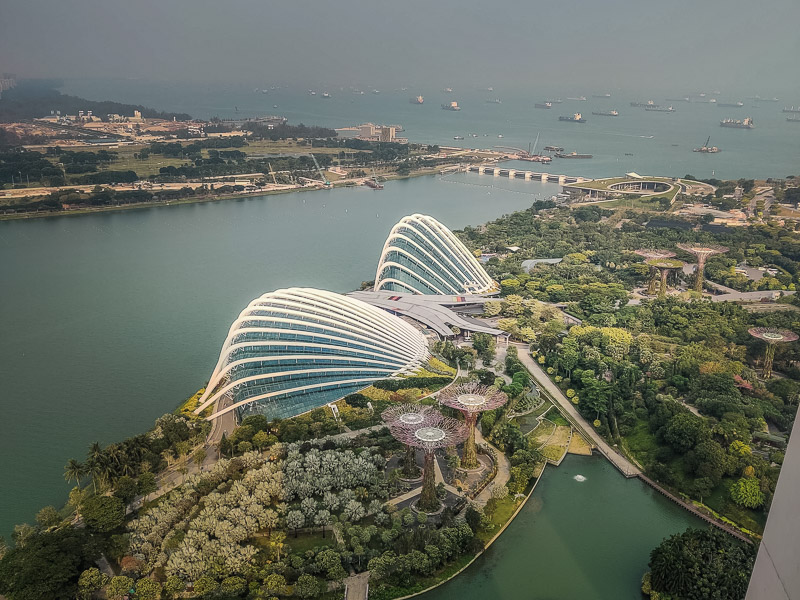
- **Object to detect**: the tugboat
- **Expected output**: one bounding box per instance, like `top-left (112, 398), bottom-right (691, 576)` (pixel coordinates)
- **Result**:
top-left (693, 136), bottom-right (720, 153)
top-left (720, 117), bottom-right (754, 129)
top-left (558, 113), bottom-right (586, 123)
top-left (410, 95), bottom-right (424, 104)
top-left (554, 151), bottom-right (592, 158)
top-left (441, 101), bottom-right (461, 111)
top-left (535, 102), bottom-right (553, 109)
top-left (592, 110), bottom-right (619, 116)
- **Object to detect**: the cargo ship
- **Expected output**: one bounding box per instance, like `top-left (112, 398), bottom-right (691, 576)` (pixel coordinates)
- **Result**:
top-left (546, 98), bottom-right (563, 104)
top-left (441, 101), bottom-right (461, 111)
top-left (543, 145), bottom-right (564, 152)
top-left (554, 151), bottom-right (592, 158)
top-left (783, 107), bottom-right (800, 113)
top-left (787, 116), bottom-right (800, 123)
top-left (720, 117), bottom-right (754, 129)
top-left (592, 93), bottom-right (612, 98)
top-left (717, 102), bottom-right (744, 107)
top-left (410, 95), bottom-right (424, 104)
top-left (558, 113), bottom-right (586, 123)
top-left (666, 97), bottom-right (691, 102)
top-left (535, 102), bottom-right (552, 109)
top-left (645, 105), bottom-right (675, 112)
top-left (486, 98), bottom-right (502, 104)
top-left (630, 100), bottom-right (656, 107)
top-left (693, 136), bottom-right (720, 153)
top-left (592, 110), bottom-right (619, 116)
top-left (567, 96), bottom-right (587, 101)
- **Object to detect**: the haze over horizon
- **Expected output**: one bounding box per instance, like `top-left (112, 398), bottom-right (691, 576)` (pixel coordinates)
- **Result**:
top-left (2, 0), bottom-right (799, 97)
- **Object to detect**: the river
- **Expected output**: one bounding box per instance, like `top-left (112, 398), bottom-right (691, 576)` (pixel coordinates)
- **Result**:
top-left (421, 455), bottom-right (705, 600)
top-left (0, 173), bottom-right (557, 536)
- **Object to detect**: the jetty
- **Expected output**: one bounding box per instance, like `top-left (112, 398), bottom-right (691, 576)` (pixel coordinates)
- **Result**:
top-left (465, 164), bottom-right (591, 185)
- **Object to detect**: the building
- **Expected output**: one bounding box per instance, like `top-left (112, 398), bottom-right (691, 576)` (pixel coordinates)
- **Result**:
top-left (194, 288), bottom-right (429, 422)
top-left (374, 214), bottom-right (497, 295)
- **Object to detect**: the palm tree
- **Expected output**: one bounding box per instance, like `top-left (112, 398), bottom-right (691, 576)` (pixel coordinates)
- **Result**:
top-left (63, 459), bottom-right (86, 488)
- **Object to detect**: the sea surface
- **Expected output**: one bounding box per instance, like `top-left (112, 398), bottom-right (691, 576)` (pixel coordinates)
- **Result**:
top-left (61, 78), bottom-right (800, 180)
top-left (0, 173), bottom-right (556, 537)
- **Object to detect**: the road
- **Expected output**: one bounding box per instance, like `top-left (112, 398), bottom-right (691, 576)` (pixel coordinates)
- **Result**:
top-left (513, 344), bottom-right (641, 477)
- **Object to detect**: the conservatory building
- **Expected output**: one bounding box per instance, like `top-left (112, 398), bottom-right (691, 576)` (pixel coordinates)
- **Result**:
top-left (194, 288), bottom-right (430, 422)
top-left (374, 214), bottom-right (497, 295)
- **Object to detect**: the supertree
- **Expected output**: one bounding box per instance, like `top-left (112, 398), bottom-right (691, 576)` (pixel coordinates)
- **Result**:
top-left (381, 404), bottom-right (435, 478)
top-left (634, 249), bottom-right (676, 295)
top-left (748, 327), bottom-right (799, 379)
top-left (438, 382), bottom-right (508, 469)
top-left (676, 243), bottom-right (728, 293)
top-left (385, 409), bottom-right (468, 511)
top-left (645, 258), bottom-right (685, 298)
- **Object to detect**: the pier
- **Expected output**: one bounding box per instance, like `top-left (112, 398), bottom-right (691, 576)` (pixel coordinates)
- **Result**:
top-left (465, 164), bottom-right (591, 185)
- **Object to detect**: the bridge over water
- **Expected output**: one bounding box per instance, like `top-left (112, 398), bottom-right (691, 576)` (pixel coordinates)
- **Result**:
top-left (466, 164), bottom-right (591, 185)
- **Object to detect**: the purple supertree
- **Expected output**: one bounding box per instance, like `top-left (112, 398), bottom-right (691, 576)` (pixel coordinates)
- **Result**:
top-left (634, 249), bottom-right (676, 295)
top-left (677, 243), bottom-right (728, 292)
top-left (645, 257), bottom-right (685, 298)
top-left (438, 382), bottom-right (508, 469)
top-left (382, 404), bottom-right (436, 478)
top-left (385, 409), bottom-right (467, 511)
top-left (748, 328), bottom-right (799, 379)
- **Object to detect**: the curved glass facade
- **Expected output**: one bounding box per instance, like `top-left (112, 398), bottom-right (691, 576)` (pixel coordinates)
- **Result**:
top-left (195, 288), bottom-right (430, 421)
top-left (374, 214), bottom-right (496, 295)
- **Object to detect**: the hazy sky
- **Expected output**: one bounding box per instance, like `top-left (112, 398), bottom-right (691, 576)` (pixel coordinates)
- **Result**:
top-left (2, 0), bottom-right (799, 94)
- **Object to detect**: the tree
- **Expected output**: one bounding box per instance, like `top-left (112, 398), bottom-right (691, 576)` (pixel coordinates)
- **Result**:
top-left (35, 506), bottom-right (61, 529)
top-left (135, 578), bottom-right (162, 600)
top-left (263, 573), bottom-right (287, 596)
top-left (220, 576), bottom-right (247, 596)
top-left (113, 475), bottom-right (138, 504)
top-left (77, 567), bottom-right (109, 600)
top-left (286, 509), bottom-right (305, 537)
top-left (137, 471), bottom-right (157, 501)
top-left (82, 496), bottom-right (125, 532)
top-left (252, 430), bottom-right (273, 451)
top-left (730, 477), bottom-right (765, 508)
top-left (163, 575), bottom-right (186, 597)
top-left (106, 576), bottom-right (135, 600)
top-left (64, 459), bottom-right (86, 488)
top-left (0, 527), bottom-right (96, 600)
top-left (192, 575), bottom-right (219, 596)
top-left (294, 574), bottom-right (321, 598)
top-left (314, 509), bottom-right (331, 538)
top-left (192, 447), bottom-right (207, 470)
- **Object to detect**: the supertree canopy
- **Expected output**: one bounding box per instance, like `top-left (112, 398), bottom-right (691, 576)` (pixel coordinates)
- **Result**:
top-left (635, 249), bottom-right (676, 295)
top-left (382, 404), bottom-right (435, 478)
top-left (384, 408), bottom-right (467, 511)
top-left (438, 382), bottom-right (508, 469)
top-left (748, 327), bottom-right (799, 379)
top-left (676, 243), bottom-right (728, 293)
top-left (645, 258), bottom-right (685, 298)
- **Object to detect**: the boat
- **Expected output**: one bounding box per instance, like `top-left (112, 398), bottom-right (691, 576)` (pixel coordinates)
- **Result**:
top-left (567, 96), bottom-right (587, 101)
top-left (497, 134), bottom-right (503, 138)
top-left (535, 102), bottom-right (552, 109)
top-left (442, 101), bottom-right (461, 111)
top-left (717, 102), bottom-right (744, 107)
top-left (309, 90), bottom-right (317, 95)
top-left (543, 145), bottom-right (564, 152)
top-left (631, 100), bottom-right (656, 107)
top-left (624, 153), bottom-right (634, 156)
top-left (720, 117), bottom-right (754, 129)
top-left (555, 152), bottom-right (592, 158)
top-left (783, 107), bottom-right (800, 113)
top-left (487, 87), bottom-right (494, 91)
top-left (322, 92), bottom-right (331, 99)
top-left (410, 95), bottom-right (424, 104)
top-left (372, 89), bottom-right (380, 94)
top-left (754, 96), bottom-right (779, 102)
top-left (693, 136), bottom-right (720, 153)
top-left (558, 113), bottom-right (586, 123)
top-left (592, 110), bottom-right (619, 116)
top-left (444, 87), bottom-right (453, 93)
top-left (645, 105), bottom-right (675, 112)
top-left (592, 93), bottom-right (612, 98)
top-left (453, 135), bottom-right (464, 140)
top-left (486, 98), bottom-right (502, 104)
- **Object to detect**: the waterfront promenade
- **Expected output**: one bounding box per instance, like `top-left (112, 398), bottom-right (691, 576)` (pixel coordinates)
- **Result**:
top-left (512, 343), bottom-right (642, 478)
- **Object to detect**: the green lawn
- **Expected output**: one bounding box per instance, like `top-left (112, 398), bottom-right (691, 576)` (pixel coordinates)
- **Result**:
top-left (621, 420), bottom-right (660, 466)
top-left (253, 530), bottom-right (332, 554)
top-left (477, 495), bottom-right (520, 544)
top-left (549, 412), bottom-right (570, 427)
top-left (704, 478), bottom-right (767, 534)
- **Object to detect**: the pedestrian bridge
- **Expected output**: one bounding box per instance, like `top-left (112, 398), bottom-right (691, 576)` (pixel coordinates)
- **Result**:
top-left (466, 164), bottom-right (590, 185)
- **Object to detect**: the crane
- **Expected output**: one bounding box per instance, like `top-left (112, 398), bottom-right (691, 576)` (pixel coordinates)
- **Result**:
top-left (268, 162), bottom-right (278, 185)
top-left (310, 153), bottom-right (332, 188)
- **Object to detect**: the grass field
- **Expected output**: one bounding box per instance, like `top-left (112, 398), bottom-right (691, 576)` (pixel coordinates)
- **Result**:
top-left (253, 530), bottom-right (332, 554)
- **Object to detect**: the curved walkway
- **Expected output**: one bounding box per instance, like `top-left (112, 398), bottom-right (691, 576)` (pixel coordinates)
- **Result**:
top-left (512, 344), bottom-right (641, 478)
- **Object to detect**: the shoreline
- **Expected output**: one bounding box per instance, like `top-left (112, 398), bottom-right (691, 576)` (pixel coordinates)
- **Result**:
top-left (0, 166), bottom-right (453, 223)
